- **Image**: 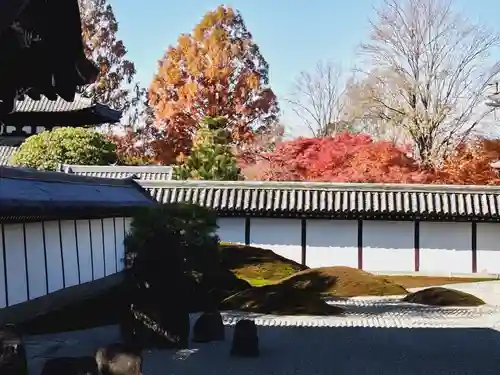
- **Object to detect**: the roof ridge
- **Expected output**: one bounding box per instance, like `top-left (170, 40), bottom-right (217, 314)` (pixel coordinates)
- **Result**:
top-left (137, 179), bottom-right (500, 194)
top-left (0, 166), bottom-right (138, 187)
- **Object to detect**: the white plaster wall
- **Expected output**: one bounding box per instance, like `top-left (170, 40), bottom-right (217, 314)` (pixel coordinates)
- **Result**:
top-left (0, 217), bottom-right (130, 308)
top-left (24, 222), bottom-right (47, 300)
top-left (477, 223), bottom-right (500, 274)
top-left (306, 220), bottom-right (358, 268)
top-left (419, 222), bottom-right (472, 274)
top-left (43, 221), bottom-right (64, 293)
top-left (362, 221), bottom-right (415, 272)
top-left (102, 218), bottom-right (117, 275)
top-left (114, 218), bottom-right (126, 272)
top-left (217, 218), bottom-right (246, 244)
top-left (249, 218), bottom-right (302, 264)
top-left (3, 224), bottom-right (28, 305)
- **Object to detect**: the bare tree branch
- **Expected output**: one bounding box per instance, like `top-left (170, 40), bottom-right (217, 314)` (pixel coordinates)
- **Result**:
top-left (352, 0), bottom-right (500, 165)
top-left (286, 61), bottom-right (353, 137)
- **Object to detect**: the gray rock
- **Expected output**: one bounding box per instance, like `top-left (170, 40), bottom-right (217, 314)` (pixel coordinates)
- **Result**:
top-left (96, 342), bottom-right (142, 375)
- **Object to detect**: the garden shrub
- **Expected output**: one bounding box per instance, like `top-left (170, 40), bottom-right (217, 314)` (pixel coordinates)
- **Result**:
top-left (124, 203), bottom-right (248, 312)
top-left (124, 203), bottom-right (220, 297)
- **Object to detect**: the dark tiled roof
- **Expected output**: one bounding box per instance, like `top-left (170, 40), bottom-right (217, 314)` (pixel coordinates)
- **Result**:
top-left (15, 95), bottom-right (92, 112)
top-left (137, 180), bottom-right (500, 221)
top-left (62, 165), bottom-right (174, 181)
top-left (0, 145), bottom-right (17, 165)
top-left (0, 166), bottom-right (156, 221)
top-left (4, 94), bottom-right (122, 125)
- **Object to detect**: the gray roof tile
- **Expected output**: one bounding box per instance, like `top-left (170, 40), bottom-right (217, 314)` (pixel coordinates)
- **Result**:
top-left (137, 180), bottom-right (500, 221)
top-left (62, 164), bottom-right (174, 181)
top-left (0, 146), bottom-right (17, 165)
top-left (14, 95), bottom-right (92, 112)
top-left (0, 166), bottom-right (155, 221)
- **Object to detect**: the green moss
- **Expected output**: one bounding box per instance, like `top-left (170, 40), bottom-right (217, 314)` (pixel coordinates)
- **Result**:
top-left (220, 243), bottom-right (307, 281)
top-left (402, 287), bottom-right (485, 306)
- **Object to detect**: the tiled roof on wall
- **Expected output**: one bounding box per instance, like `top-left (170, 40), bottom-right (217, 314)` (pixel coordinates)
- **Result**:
top-left (137, 180), bottom-right (500, 222)
top-left (0, 145), bottom-right (17, 165)
top-left (0, 166), bottom-right (156, 222)
top-left (61, 164), bottom-right (174, 181)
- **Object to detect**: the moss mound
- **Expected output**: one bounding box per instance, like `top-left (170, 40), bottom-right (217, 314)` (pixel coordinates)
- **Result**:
top-left (280, 266), bottom-right (408, 297)
top-left (402, 287), bottom-right (486, 306)
top-left (221, 284), bottom-right (344, 315)
top-left (220, 243), bottom-right (307, 283)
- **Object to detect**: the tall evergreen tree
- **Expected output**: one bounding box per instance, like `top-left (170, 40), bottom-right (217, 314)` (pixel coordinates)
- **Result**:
top-left (174, 117), bottom-right (242, 181)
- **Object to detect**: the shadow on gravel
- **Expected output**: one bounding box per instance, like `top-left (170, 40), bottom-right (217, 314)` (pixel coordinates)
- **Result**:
top-left (24, 323), bottom-right (500, 375)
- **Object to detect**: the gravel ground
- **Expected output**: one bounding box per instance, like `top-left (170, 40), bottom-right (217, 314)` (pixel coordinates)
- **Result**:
top-left (23, 281), bottom-right (500, 375)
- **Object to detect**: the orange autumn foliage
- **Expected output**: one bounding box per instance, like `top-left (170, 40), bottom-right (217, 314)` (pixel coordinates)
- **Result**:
top-left (148, 5), bottom-right (279, 164)
top-left (438, 138), bottom-right (500, 185)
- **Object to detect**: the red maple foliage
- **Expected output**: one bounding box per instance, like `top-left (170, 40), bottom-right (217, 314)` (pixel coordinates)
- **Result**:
top-left (438, 138), bottom-right (500, 185)
top-left (108, 129), bottom-right (155, 165)
top-left (250, 132), bottom-right (435, 183)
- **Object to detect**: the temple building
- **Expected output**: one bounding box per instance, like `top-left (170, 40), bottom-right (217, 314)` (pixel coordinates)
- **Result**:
top-left (0, 94), bottom-right (121, 165)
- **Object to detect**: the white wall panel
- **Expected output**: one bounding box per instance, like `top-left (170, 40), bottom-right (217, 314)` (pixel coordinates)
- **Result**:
top-left (363, 221), bottom-right (414, 272)
top-left (75, 220), bottom-right (93, 283)
top-left (43, 221), bottom-right (64, 293)
top-left (477, 223), bottom-right (500, 274)
top-left (217, 218), bottom-right (246, 244)
top-left (24, 222), bottom-right (47, 299)
top-left (306, 220), bottom-right (358, 268)
top-left (3, 223), bottom-right (28, 305)
top-left (102, 218), bottom-right (117, 275)
top-left (59, 220), bottom-right (80, 287)
top-left (114, 218), bottom-right (125, 271)
top-left (250, 218), bottom-right (302, 264)
top-left (419, 222), bottom-right (472, 274)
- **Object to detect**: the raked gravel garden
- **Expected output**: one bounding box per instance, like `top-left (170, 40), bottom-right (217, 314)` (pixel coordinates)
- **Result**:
top-left (18, 243), bottom-right (500, 375)
top-left (25, 280), bottom-right (500, 375)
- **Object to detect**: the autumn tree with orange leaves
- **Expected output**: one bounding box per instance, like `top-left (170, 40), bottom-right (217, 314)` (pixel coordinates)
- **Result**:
top-left (438, 138), bottom-right (500, 185)
top-left (148, 5), bottom-right (279, 164)
top-left (79, 0), bottom-right (136, 111)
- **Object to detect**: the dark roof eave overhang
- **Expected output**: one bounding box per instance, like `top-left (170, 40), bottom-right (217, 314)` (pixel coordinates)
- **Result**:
top-left (0, 203), bottom-right (153, 223)
top-left (1, 107), bottom-right (122, 127)
top-left (210, 209), bottom-right (500, 222)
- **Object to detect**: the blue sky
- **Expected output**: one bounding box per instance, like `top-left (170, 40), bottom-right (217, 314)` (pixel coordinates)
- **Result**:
top-left (108, 0), bottom-right (500, 134)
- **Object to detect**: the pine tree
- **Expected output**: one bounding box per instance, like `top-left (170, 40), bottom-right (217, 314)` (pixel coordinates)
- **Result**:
top-left (174, 117), bottom-right (242, 181)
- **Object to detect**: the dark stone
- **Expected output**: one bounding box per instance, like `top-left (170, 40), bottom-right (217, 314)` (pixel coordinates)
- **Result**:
top-left (40, 356), bottom-right (98, 375)
top-left (0, 324), bottom-right (28, 375)
top-left (230, 319), bottom-right (259, 357)
top-left (192, 311), bottom-right (225, 343)
top-left (95, 343), bottom-right (142, 375)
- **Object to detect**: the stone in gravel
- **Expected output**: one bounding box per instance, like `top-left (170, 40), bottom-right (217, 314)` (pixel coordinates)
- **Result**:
top-left (40, 356), bottom-right (98, 375)
top-left (0, 324), bottom-right (28, 375)
top-left (230, 319), bottom-right (259, 357)
top-left (192, 311), bottom-right (225, 343)
top-left (96, 342), bottom-right (142, 375)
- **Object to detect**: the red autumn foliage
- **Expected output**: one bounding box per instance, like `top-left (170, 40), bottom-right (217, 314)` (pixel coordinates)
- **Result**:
top-left (250, 132), bottom-right (436, 183)
top-left (438, 138), bottom-right (500, 185)
top-left (108, 129), bottom-right (155, 165)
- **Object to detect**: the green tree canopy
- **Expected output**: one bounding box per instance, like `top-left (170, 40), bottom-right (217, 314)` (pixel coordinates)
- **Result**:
top-left (174, 116), bottom-right (242, 181)
top-left (11, 127), bottom-right (117, 170)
